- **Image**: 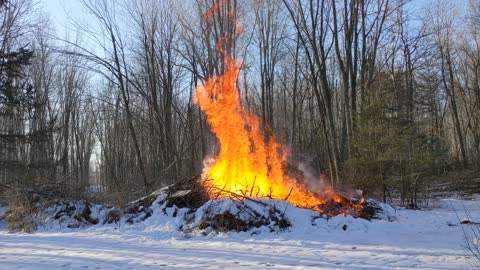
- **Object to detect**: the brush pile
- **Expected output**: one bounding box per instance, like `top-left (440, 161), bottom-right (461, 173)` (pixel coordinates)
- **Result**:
top-left (0, 176), bottom-right (396, 234)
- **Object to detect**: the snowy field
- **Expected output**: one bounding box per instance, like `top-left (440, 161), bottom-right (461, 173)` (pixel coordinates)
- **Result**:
top-left (0, 199), bottom-right (478, 270)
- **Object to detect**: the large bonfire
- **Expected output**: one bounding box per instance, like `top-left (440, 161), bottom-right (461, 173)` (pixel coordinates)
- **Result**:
top-left (194, 0), bottom-right (363, 217)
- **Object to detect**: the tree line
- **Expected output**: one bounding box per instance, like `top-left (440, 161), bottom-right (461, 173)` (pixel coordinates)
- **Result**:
top-left (1, 0), bottom-right (479, 206)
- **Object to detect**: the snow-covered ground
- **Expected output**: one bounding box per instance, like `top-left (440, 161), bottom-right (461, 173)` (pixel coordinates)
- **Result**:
top-left (0, 199), bottom-right (478, 270)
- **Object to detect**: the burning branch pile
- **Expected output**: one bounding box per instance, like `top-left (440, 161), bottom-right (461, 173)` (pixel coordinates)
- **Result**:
top-left (194, 0), bottom-right (364, 218)
top-left (0, 178), bottom-right (395, 234)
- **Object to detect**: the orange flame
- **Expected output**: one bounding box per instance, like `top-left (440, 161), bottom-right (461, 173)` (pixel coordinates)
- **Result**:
top-left (195, 0), bottom-right (363, 216)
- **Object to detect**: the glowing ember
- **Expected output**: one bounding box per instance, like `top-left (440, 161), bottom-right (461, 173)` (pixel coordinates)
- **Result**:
top-left (195, 0), bottom-right (363, 216)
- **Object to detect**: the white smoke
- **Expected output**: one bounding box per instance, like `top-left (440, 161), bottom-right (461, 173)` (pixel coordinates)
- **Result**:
top-left (297, 162), bottom-right (332, 194)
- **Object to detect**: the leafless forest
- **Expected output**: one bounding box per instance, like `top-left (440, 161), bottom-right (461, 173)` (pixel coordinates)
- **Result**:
top-left (1, 0), bottom-right (480, 206)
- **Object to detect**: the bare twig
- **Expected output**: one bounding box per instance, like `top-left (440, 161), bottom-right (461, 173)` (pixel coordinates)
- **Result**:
top-left (283, 188), bottom-right (293, 201)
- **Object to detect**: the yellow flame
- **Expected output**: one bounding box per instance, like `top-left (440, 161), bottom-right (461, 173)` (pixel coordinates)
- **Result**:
top-left (194, 0), bottom-right (363, 216)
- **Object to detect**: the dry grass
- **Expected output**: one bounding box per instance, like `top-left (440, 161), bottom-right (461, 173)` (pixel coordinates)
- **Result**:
top-left (4, 190), bottom-right (36, 233)
top-left (427, 169), bottom-right (480, 198)
top-left (1, 182), bottom-right (91, 232)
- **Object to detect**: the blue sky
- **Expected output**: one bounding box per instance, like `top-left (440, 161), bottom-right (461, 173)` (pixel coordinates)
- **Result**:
top-left (39, 0), bottom-right (87, 35)
top-left (39, 0), bottom-right (453, 34)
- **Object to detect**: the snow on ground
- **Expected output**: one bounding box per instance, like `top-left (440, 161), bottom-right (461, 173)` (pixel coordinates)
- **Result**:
top-left (0, 199), bottom-right (478, 270)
